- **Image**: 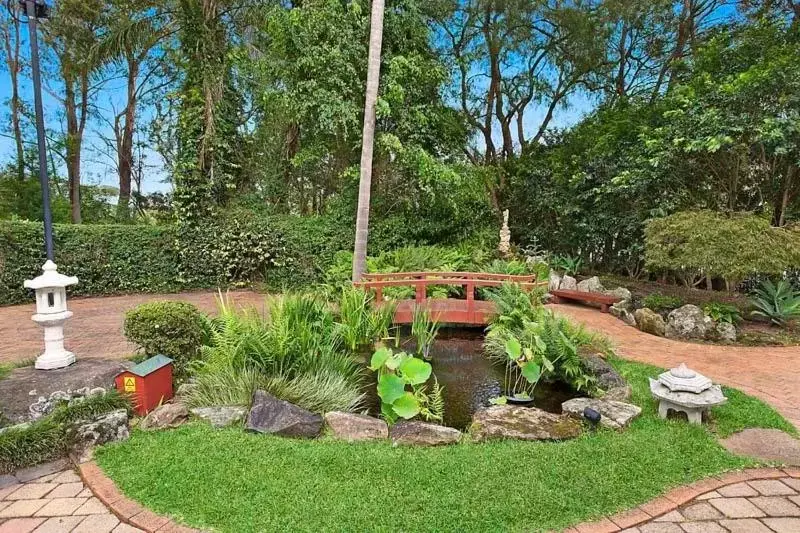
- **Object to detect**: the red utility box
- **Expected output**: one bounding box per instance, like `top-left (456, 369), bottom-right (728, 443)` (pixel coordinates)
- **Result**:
top-left (115, 355), bottom-right (174, 415)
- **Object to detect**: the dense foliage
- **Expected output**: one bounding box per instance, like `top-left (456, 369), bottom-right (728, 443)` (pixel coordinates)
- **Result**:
top-left (182, 292), bottom-right (391, 413)
top-left (645, 211), bottom-right (800, 289)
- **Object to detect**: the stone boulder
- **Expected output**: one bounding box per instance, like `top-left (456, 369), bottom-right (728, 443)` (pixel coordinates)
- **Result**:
top-left (605, 287), bottom-right (632, 302)
top-left (561, 398), bottom-right (642, 430)
top-left (390, 421), bottom-right (461, 446)
top-left (68, 409), bottom-right (130, 463)
top-left (713, 322), bottom-right (737, 344)
top-left (581, 355), bottom-right (627, 391)
top-left (560, 275), bottom-right (577, 291)
top-left (245, 390), bottom-right (323, 438)
top-left (665, 305), bottom-right (713, 340)
top-left (325, 411), bottom-right (388, 442)
top-left (139, 403), bottom-right (189, 431)
top-left (191, 406), bottom-right (247, 428)
top-left (469, 405), bottom-right (582, 442)
top-left (635, 308), bottom-right (666, 337)
top-left (610, 305), bottom-right (636, 327)
top-left (548, 271), bottom-right (562, 292)
top-left (577, 276), bottom-right (604, 293)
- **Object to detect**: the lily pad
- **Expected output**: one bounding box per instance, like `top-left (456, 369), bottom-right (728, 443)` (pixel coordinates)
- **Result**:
top-left (398, 356), bottom-right (432, 385)
top-left (377, 374), bottom-right (406, 404)
top-left (391, 392), bottom-right (421, 419)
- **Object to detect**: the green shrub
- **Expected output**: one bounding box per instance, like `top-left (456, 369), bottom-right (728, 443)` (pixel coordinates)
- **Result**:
top-left (645, 211), bottom-right (800, 288)
top-left (124, 301), bottom-right (208, 374)
top-left (0, 221), bottom-right (185, 306)
top-left (187, 294), bottom-right (366, 414)
top-left (642, 293), bottom-right (684, 312)
top-left (703, 302), bottom-right (741, 324)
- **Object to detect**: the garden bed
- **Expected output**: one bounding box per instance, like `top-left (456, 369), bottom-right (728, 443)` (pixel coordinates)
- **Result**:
top-left (94, 358), bottom-right (794, 533)
top-left (599, 275), bottom-right (800, 347)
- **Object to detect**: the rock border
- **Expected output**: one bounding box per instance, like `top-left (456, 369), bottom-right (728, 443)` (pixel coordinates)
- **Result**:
top-left (76, 459), bottom-right (200, 533)
top-left (561, 467), bottom-right (800, 533)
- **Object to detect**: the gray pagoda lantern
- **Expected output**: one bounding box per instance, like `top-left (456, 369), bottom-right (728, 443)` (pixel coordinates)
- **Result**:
top-left (649, 363), bottom-right (726, 424)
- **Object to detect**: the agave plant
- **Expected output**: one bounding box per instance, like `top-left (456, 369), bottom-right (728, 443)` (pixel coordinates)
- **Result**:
top-left (552, 254), bottom-right (582, 276)
top-left (750, 279), bottom-right (800, 327)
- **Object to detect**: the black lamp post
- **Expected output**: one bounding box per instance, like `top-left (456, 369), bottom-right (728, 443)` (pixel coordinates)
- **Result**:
top-left (19, 0), bottom-right (53, 261)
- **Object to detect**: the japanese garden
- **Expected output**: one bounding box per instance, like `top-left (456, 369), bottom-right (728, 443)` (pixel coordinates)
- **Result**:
top-left (1, 1), bottom-right (800, 532)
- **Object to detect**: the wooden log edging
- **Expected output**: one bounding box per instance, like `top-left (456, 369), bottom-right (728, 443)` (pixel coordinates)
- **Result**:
top-left (560, 467), bottom-right (800, 533)
top-left (75, 459), bottom-right (200, 533)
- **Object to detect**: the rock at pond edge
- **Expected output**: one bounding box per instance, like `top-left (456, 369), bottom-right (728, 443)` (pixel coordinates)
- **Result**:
top-left (191, 406), bottom-right (247, 428)
top-left (469, 405), bottom-right (582, 442)
top-left (246, 390), bottom-right (323, 438)
top-left (390, 421), bottom-right (461, 446)
top-left (139, 403), bottom-right (189, 431)
top-left (325, 411), bottom-right (388, 441)
top-left (561, 397), bottom-right (641, 429)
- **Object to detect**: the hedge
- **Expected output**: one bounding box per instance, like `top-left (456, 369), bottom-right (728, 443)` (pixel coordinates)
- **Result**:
top-left (1, 222), bottom-right (184, 306)
top-left (644, 211), bottom-right (800, 287)
top-left (1, 212), bottom-right (486, 305)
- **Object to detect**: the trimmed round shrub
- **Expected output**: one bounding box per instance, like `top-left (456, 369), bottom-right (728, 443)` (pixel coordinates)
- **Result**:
top-left (124, 301), bottom-right (208, 373)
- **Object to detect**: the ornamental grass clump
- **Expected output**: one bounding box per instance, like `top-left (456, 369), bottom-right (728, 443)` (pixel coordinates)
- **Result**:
top-left (185, 292), bottom-right (373, 414)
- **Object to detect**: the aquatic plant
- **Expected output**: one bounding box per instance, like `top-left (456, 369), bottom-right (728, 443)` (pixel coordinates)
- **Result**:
top-left (411, 305), bottom-right (442, 360)
top-left (369, 347), bottom-right (444, 424)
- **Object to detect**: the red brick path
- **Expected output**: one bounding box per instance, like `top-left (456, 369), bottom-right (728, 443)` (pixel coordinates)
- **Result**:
top-left (0, 291), bottom-right (265, 366)
top-left (550, 304), bottom-right (800, 430)
top-left (1, 292), bottom-right (798, 427)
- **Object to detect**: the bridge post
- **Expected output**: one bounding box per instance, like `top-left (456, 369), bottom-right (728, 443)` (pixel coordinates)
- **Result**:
top-left (415, 280), bottom-right (426, 302)
top-left (466, 281), bottom-right (475, 323)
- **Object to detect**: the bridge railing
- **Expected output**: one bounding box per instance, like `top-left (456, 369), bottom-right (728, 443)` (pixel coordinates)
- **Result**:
top-left (355, 272), bottom-right (546, 303)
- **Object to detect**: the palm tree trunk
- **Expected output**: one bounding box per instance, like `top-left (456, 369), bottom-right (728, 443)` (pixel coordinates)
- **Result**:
top-left (352, 0), bottom-right (385, 282)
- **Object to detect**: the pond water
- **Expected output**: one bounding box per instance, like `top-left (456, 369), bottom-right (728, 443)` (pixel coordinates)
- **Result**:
top-left (363, 328), bottom-right (581, 430)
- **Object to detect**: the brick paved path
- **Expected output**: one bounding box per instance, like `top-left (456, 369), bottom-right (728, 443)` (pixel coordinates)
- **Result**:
top-left (611, 472), bottom-right (800, 533)
top-left (0, 460), bottom-right (143, 533)
top-left (0, 291), bottom-right (265, 366)
top-left (551, 304), bottom-right (800, 430)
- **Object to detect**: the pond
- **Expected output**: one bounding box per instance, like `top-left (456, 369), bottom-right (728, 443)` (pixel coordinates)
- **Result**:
top-left (363, 328), bottom-right (581, 430)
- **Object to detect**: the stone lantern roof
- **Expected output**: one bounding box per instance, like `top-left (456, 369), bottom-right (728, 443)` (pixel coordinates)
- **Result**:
top-left (24, 260), bottom-right (78, 290)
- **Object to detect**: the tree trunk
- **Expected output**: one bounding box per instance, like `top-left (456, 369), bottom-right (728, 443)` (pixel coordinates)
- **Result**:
top-left (351, 0), bottom-right (385, 282)
top-left (2, 13), bottom-right (25, 180)
top-left (64, 81), bottom-right (82, 224)
top-left (117, 55), bottom-right (139, 221)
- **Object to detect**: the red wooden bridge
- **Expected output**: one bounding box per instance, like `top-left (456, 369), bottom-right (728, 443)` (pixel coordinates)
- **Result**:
top-left (355, 272), bottom-right (548, 325)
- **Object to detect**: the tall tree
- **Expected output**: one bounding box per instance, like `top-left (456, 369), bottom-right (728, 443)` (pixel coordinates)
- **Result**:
top-left (97, 0), bottom-right (170, 220)
top-left (0, 4), bottom-right (26, 181)
top-left (352, 0), bottom-right (385, 281)
top-left (44, 0), bottom-right (107, 223)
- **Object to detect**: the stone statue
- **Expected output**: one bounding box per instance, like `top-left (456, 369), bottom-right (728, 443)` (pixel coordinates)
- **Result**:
top-left (498, 209), bottom-right (511, 257)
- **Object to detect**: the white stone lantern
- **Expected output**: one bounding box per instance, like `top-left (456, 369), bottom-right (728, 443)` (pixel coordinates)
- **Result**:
top-left (24, 260), bottom-right (78, 370)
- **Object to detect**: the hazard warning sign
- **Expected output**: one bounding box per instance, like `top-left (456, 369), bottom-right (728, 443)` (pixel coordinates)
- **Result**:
top-left (123, 377), bottom-right (136, 392)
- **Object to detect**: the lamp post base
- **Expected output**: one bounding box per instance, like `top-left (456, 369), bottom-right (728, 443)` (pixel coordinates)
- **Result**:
top-left (35, 350), bottom-right (76, 370)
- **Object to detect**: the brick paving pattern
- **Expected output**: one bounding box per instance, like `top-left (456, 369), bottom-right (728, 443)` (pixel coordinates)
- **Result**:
top-left (0, 460), bottom-right (143, 533)
top-left (566, 468), bottom-right (800, 532)
top-left (623, 477), bottom-right (800, 533)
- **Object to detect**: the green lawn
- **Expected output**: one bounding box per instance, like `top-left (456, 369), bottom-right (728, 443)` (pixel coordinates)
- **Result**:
top-left (95, 358), bottom-right (795, 533)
